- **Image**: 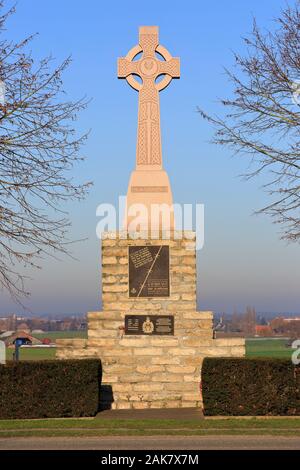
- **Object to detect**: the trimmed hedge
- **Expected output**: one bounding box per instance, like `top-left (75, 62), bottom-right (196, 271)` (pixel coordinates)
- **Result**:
top-left (0, 359), bottom-right (101, 419)
top-left (202, 358), bottom-right (300, 416)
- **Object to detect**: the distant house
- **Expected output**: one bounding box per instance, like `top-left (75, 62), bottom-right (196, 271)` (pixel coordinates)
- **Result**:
top-left (4, 331), bottom-right (43, 348)
top-left (41, 337), bottom-right (52, 345)
top-left (255, 325), bottom-right (273, 337)
top-left (31, 329), bottom-right (45, 334)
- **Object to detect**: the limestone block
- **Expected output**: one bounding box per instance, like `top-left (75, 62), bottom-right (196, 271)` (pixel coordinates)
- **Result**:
top-left (112, 383), bottom-right (134, 392)
top-left (102, 275), bottom-right (118, 284)
top-left (180, 338), bottom-right (213, 348)
top-left (230, 346), bottom-right (246, 356)
top-left (116, 402), bottom-right (132, 409)
top-left (149, 337), bottom-right (179, 347)
top-left (102, 249), bottom-right (127, 257)
top-left (181, 401), bottom-right (199, 408)
top-left (133, 383), bottom-right (163, 392)
top-left (119, 337), bottom-right (151, 347)
top-left (87, 312), bottom-right (102, 321)
top-left (165, 401), bottom-right (183, 408)
top-left (102, 256), bottom-right (118, 265)
top-left (87, 339), bottom-right (117, 348)
top-left (181, 293), bottom-right (196, 301)
top-left (197, 347), bottom-right (233, 356)
top-left (119, 375), bottom-right (147, 383)
top-left (102, 266), bottom-right (127, 275)
top-left (214, 338), bottom-right (245, 347)
top-left (150, 401), bottom-right (167, 409)
top-left (118, 356), bottom-right (142, 364)
top-left (183, 375), bottom-right (200, 382)
top-left (103, 302), bottom-right (132, 311)
top-left (151, 357), bottom-right (181, 365)
top-left (88, 329), bottom-right (117, 339)
top-left (136, 365), bottom-right (165, 374)
top-left (182, 393), bottom-right (201, 401)
top-left (102, 239), bottom-right (117, 246)
top-left (103, 364), bottom-right (133, 374)
top-left (181, 356), bottom-right (204, 367)
top-left (174, 284), bottom-right (196, 293)
top-left (102, 321), bottom-right (124, 329)
top-left (101, 375), bottom-right (118, 383)
top-left (171, 266), bottom-right (195, 274)
top-left (165, 382), bottom-right (199, 392)
top-left (134, 348), bottom-right (163, 356)
top-left (103, 284), bottom-right (128, 293)
top-left (132, 302), bottom-right (162, 311)
top-left (88, 311), bottom-right (121, 320)
top-left (167, 302), bottom-right (195, 311)
top-left (182, 257), bottom-right (196, 265)
top-left (166, 365), bottom-right (196, 374)
top-left (151, 374), bottom-right (183, 383)
top-left (172, 249), bottom-right (193, 257)
top-left (102, 293), bottom-right (118, 302)
top-left (101, 348), bottom-right (133, 356)
top-left (132, 402), bottom-right (150, 409)
top-left (168, 348), bottom-right (196, 356)
top-left (182, 240), bottom-right (196, 250)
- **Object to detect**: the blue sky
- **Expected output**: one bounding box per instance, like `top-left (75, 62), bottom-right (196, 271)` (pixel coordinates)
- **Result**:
top-left (1, 0), bottom-right (299, 315)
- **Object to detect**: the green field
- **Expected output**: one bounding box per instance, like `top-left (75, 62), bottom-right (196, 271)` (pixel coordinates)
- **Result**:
top-left (34, 330), bottom-right (87, 340)
top-left (246, 338), bottom-right (293, 359)
top-left (5, 336), bottom-right (294, 361)
top-left (5, 347), bottom-right (57, 361)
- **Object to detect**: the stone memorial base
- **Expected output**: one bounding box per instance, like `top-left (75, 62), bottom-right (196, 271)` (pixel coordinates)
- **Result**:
top-left (56, 231), bottom-right (245, 410)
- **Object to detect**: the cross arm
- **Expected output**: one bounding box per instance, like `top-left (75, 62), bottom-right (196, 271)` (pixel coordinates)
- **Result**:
top-left (118, 57), bottom-right (140, 78)
top-left (158, 57), bottom-right (180, 79)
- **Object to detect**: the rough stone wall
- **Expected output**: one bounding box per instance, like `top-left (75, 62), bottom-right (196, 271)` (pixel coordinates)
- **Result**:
top-left (56, 231), bottom-right (245, 409)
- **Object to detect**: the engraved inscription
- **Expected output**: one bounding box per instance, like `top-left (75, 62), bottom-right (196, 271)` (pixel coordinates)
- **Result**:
top-left (128, 245), bottom-right (170, 297)
top-left (125, 315), bottom-right (174, 335)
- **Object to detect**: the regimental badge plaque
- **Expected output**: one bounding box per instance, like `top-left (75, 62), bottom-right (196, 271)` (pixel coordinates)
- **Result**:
top-left (125, 315), bottom-right (174, 336)
top-left (128, 245), bottom-right (170, 297)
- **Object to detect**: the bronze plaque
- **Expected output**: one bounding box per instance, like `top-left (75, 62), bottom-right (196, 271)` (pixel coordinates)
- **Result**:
top-left (128, 245), bottom-right (170, 297)
top-left (125, 315), bottom-right (174, 335)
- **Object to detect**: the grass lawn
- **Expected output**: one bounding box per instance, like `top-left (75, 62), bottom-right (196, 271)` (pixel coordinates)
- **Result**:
top-left (5, 347), bottom-right (57, 361)
top-left (0, 417), bottom-right (299, 437)
top-left (246, 338), bottom-right (293, 359)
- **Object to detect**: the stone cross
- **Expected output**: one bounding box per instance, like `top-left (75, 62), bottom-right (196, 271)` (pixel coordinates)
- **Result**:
top-left (118, 26), bottom-right (180, 169)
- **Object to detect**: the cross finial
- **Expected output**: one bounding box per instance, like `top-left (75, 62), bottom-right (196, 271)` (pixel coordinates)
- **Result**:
top-left (118, 26), bottom-right (180, 168)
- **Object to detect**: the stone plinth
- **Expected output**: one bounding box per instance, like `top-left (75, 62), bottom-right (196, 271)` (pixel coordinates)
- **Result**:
top-left (56, 231), bottom-right (245, 409)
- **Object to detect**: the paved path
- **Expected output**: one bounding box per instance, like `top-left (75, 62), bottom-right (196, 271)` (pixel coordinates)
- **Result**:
top-left (96, 407), bottom-right (204, 420)
top-left (0, 436), bottom-right (299, 450)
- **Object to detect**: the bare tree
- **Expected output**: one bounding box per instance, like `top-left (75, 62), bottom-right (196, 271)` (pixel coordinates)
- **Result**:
top-left (199, 2), bottom-right (300, 242)
top-left (0, 4), bottom-right (91, 302)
